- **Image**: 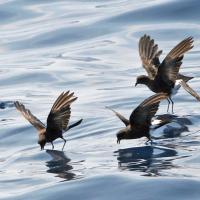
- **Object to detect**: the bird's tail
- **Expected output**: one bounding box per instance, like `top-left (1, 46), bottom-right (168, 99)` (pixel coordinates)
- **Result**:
top-left (67, 119), bottom-right (83, 131)
top-left (178, 74), bottom-right (193, 82)
top-left (180, 80), bottom-right (200, 101)
top-left (151, 115), bottom-right (172, 129)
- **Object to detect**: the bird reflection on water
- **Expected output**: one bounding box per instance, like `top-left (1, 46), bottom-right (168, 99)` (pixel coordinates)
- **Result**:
top-left (46, 150), bottom-right (82, 181)
top-left (115, 146), bottom-right (178, 176)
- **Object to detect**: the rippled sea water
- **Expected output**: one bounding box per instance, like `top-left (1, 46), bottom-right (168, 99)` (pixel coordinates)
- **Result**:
top-left (1, 0), bottom-right (200, 199)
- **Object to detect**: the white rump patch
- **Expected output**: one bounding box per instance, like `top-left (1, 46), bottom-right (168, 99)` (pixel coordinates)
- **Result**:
top-left (172, 79), bottom-right (183, 95)
top-left (151, 119), bottom-right (162, 126)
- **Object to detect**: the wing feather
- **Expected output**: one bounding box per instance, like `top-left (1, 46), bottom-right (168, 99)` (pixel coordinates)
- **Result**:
top-left (129, 93), bottom-right (168, 127)
top-left (47, 91), bottom-right (77, 133)
top-left (180, 80), bottom-right (200, 101)
top-left (139, 35), bottom-right (162, 79)
top-left (156, 37), bottom-right (193, 85)
top-left (14, 101), bottom-right (45, 131)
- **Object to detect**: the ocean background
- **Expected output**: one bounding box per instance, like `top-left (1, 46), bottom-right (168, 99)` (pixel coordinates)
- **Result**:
top-left (1, 0), bottom-right (200, 199)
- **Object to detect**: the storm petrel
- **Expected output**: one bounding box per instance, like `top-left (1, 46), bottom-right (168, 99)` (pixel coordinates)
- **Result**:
top-left (135, 35), bottom-right (200, 113)
top-left (108, 93), bottom-right (168, 144)
top-left (14, 91), bottom-right (82, 150)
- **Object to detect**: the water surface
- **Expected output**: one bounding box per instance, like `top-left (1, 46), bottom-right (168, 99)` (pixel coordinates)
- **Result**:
top-left (1, 0), bottom-right (200, 199)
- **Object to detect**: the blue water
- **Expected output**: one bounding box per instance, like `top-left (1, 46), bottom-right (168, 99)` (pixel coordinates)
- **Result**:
top-left (1, 0), bottom-right (200, 199)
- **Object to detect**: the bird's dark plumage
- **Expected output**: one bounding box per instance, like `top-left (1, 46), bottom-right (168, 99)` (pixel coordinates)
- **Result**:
top-left (108, 93), bottom-right (168, 144)
top-left (179, 80), bottom-right (200, 101)
top-left (106, 107), bottom-right (129, 126)
top-left (14, 91), bottom-right (82, 150)
top-left (136, 35), bottom-right (199, 113)
top-left (139, 34), bottom-right (162, 79)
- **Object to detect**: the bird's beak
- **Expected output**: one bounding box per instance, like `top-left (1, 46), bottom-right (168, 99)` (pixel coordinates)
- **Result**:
top-left (135, 82), bottom-right (138, 87)
top-left (117, 139), bottom-right (120, 144)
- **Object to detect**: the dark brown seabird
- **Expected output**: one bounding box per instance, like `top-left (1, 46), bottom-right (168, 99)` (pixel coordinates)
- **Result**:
top-left (14, 91), bottom-right (82, 150)
top-left (108, 93), bottom-right (168, 144)
top-left (135, 35), bottom-right (200, 113)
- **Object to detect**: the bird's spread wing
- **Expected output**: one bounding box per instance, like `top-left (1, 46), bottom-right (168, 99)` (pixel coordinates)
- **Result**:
top-left (106, 107), bottom-right (129, 126)
top-left (139, 35), bottom-right (162, 79)
top-left (156, 37), bottom-right (193, 85)
top-left (47, 91), bottom-right (77, 133)
top-left (129, 93), bottom-right (168, 127)
top-left (14, 101), bottom-right (45, 131)
top-left (180, 80), bottom-right (200, 101)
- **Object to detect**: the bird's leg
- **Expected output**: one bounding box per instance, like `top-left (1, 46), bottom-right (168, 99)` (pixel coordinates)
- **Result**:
top-left (51, 142), bottom-right (54, 150)
top-left (169, 97), bottom-right (174, 114)
top-left (150, 139), bottom-right (153, 145)
top-left (145, 136), bottom-right (153, 145)
top-left (61, 137), bottom-right (66, 151)
top-left (145, 140), bottom-right (149, 145)
top-left (167, 98), bottom-right (171, 113)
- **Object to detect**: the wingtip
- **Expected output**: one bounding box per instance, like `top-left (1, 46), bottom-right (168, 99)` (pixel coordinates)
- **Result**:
top-left (184, 36), bottom-right (193, 43)
top-left (180, 80), bottom-right (200, 102)
top-left (188, 36), bottom-right (193, 41)
top-left (140, 34), bottom-right (150, 41)
top-left (69, 96), bottom-right (78, 104)
top-left (75, 118), bottom-right (83, 126)
top-left (105, 106), bottom-right (110, 110)
top-left (79, 118), bottom-right (83, 123)
top-left (14, 101), bottom-right (21, 109)
top-left (196, 96), bottom-right (200, 101)
top-left (69, 91), bottom-right (74, 96)
top-left (142, 34), bottom-right (146, 39)
top-left (143, 34), bottom-right (149, 38)
top-left (105, 106), bottom-right (115, 113)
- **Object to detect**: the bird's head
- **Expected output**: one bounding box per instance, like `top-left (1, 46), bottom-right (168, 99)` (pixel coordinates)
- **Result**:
top-left (38, 134), bottom-right (46, 150)
top-left (135, 75), bottom-right (150, 86)
top-left (116, 127), bottom-right (131, 144)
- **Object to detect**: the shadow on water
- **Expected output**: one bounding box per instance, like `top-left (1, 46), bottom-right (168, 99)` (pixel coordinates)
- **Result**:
top-left (151, 114), bottom-right (193, 139)
top-left (115, 146), bottom-right (179, 176)
top-left (46, 150), bottom-right (77, 181)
